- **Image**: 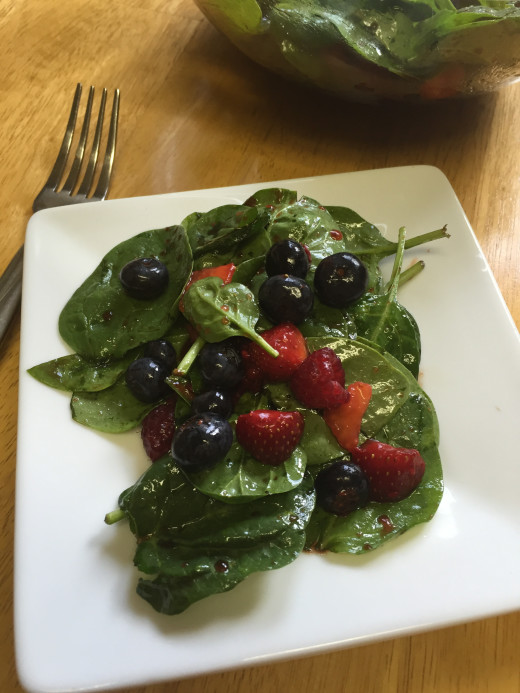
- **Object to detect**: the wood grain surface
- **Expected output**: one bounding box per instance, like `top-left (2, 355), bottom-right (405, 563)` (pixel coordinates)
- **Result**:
top-left (1, 1), bottom-right (519, 692)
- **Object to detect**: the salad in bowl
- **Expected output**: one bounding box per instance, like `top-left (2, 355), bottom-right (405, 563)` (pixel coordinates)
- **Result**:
top-left (193, 0), bottom-right (520, 101)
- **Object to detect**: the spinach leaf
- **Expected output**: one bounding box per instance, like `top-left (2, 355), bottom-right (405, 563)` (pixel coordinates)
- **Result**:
top-left (243, 187), bottom-right (298, 208)
top-left (27, 350), bottom-right (136, 392)
top-left (181, 277), bottom-right (278, 355)
top-left (135, 528), bottom-right (306, 615)
top-left (185, 441), bottom-right (307, 502)
top-left (300, 411), bottom-right (345, 465)
top-left (264, 195), bottom-right (346, 267)
top-left (304, 345), bottom-right (442, 554)
top-left (29, 312), bottom-right (193, 394)
top-left (197, 0), bottom-right (264, 36)
top-left (58, 226), bottom-right (193, 361)
top-left (300, 296), bottom-right (357, 340)
top-left (305, 336), bottom-right (412, 437)
top-left (182, 204), bottom-right (269, 269)
top-left (71, 376), bottom-right (157, 433)
top-left (116, 458), bottom-right (315, 614)
top-left (305, 447), bottom-right (441, 553)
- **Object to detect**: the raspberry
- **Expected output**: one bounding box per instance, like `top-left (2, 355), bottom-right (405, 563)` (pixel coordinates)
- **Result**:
top-left (141, 398), bottom-right (176, 461)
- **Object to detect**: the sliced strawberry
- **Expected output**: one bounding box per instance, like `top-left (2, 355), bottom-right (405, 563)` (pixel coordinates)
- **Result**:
top-left (179, 263), bottom-right (236, 311)
top-left (351, 439), bottom-right (425, 502)
top-left (290, 347), bottom-right (349, 409)
top-left (245, 323), bottom-right (308, 383)
top-left (323, 381), bottom-right (372, 452)
top-left (141, 397), bottom-right (177, 461)
top-left (235, 409), bottom-right (304, 465)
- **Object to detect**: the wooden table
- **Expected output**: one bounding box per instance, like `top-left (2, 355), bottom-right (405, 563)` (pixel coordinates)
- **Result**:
top-left (1, 1), bottom-right (519, 691)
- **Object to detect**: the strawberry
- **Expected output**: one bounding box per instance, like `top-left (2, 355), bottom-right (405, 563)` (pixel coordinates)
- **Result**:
top-left (290, 347), bottom-right (349, 409)
top-left (351, 439), bottom-right (425, 502)
top-left (244, 323), bottom-right (308, 383)
top-left (323, 381), bottom-right (372, 452)
top-left (141, 398), bottom-right (177, 461)
top-left (235, 409), bottom-right (304, 465)
top-left (179, 263), bottom-right (236, 311)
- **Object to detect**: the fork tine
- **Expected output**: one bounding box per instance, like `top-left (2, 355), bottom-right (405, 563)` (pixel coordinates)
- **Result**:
top-left (59, 86), bottom-right (94, 195)
top-left (91, 88), bottom-right (120, 201)
top-left (76, 88), bottom-right (107, 197)
top-left (41, 83), bottom-right (82, 192)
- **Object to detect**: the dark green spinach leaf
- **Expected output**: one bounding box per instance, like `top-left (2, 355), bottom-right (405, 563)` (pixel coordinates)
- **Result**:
top-left (181, 277), bottom-right (278, 355)
top-left (58, 226), bottom-right (192, 360)
top-left (71, 376), bottom-right (157, 433)
top-left (117, 458), bottom-right (315, 614)
top-left (185, 441), bottom-right (307, 502)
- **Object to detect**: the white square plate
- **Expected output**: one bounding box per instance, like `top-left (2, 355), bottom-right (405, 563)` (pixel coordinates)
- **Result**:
top-left (15, 166), bottom-right (520, 692)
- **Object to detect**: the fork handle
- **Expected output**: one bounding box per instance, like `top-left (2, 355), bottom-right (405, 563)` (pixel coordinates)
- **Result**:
top-left (0, 245), bottom-right (24, 342)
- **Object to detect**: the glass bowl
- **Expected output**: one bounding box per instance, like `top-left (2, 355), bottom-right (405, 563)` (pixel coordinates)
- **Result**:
top-left (193, 0), bottom-right (520, 102)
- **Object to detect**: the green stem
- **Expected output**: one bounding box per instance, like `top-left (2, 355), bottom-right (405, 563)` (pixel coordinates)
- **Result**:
top-left (104, 508), bottom-right (125, 525)
top-left (242, 328), bottom-right (279, 358)
top-left (175, 331), bottom-right (278, 376)
top-left (398, 260), bottom-right (425, 288)
top-left (385, 227), bottom-right (406, 300)
top-left (356, 225), bottom-right (449, 257)
top-left (175, 336), bottom-right (206, 376)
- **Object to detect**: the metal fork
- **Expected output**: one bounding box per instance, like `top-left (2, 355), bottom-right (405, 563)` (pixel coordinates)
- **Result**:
top-left (0, 83), bottom-right (120, 342)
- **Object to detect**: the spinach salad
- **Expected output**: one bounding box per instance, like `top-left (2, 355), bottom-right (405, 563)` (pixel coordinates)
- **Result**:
top-left (29, 188), bottom-right (447, 615)
top-left (194, 0), bottom-right (520, 100)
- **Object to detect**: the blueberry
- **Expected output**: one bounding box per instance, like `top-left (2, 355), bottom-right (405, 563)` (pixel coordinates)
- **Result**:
top-left (314, 252), bottom-right (368, 308)
top-left (265, 239), bottom-right (309, 279)
top-left (258, 274), bottom-right (313, 324)
top-left (191, 389), bottom-right (234, 418)
top-left (119, 257), bottom-right (169, 299)
top-left (315, 459), bottom-right (369, 516)
top-left (125, 357), bottom-right (170, 403)
top-left (144, 339), bottom-right (177, 371)
top-left (198, 339), bottom-right (244, 388)
top-left (172, 413), bottom-right (233, 471)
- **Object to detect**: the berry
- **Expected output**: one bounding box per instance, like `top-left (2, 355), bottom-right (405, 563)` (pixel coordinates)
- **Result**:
top-left (258, 274), bottom-right (313, 324)
top-left (191, 389), bottom-right (233, 418)
top-left (314, 459), bottom-right (369, 516)
top-left (265, 239), bottom-right (309, 278)
top-left (125, 357), bottom-right (170, 403)
top-left (198, 338), bottom-right (244, 388)
top-left (235, 410), bottom-right (304, 465)
top-left (141, 398), bottom-right (176, 461)
top-left (172, 413), bottom-right (233, 471)
top-left (290, 347), bottom-right (349, 409)
top-left (144, 339), bottom-right (177, 371)
top-left (235, 361), bottom-right (265, 397)
top-left (314, 252), bottom-right (368, 307)
top-left (323, 381), bottom-right (373, 452)
top-left (179, 263), bottom-right (236, 311)
top-left (245, 323), bottom-right (308, 383)
top-left (119, 257), bottom-right (169, 299)
top-left (351, 439), bottom-right (426, 502)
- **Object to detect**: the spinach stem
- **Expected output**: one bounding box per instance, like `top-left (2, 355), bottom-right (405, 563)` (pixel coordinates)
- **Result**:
top-left (386, 227), bottom-right (406, 300)
top-left (104, 508), bottom-right (125, 525)
top-left (243, 329), bottom-right (279, 358)
top-left (371, 228), bottom-right (406, 343)
top-left (398, 260), bottom-right (425, 288)
top-left (356, 225), bottom-right (449, 257)
top-left (175, 336), bottom-right (206, 376)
